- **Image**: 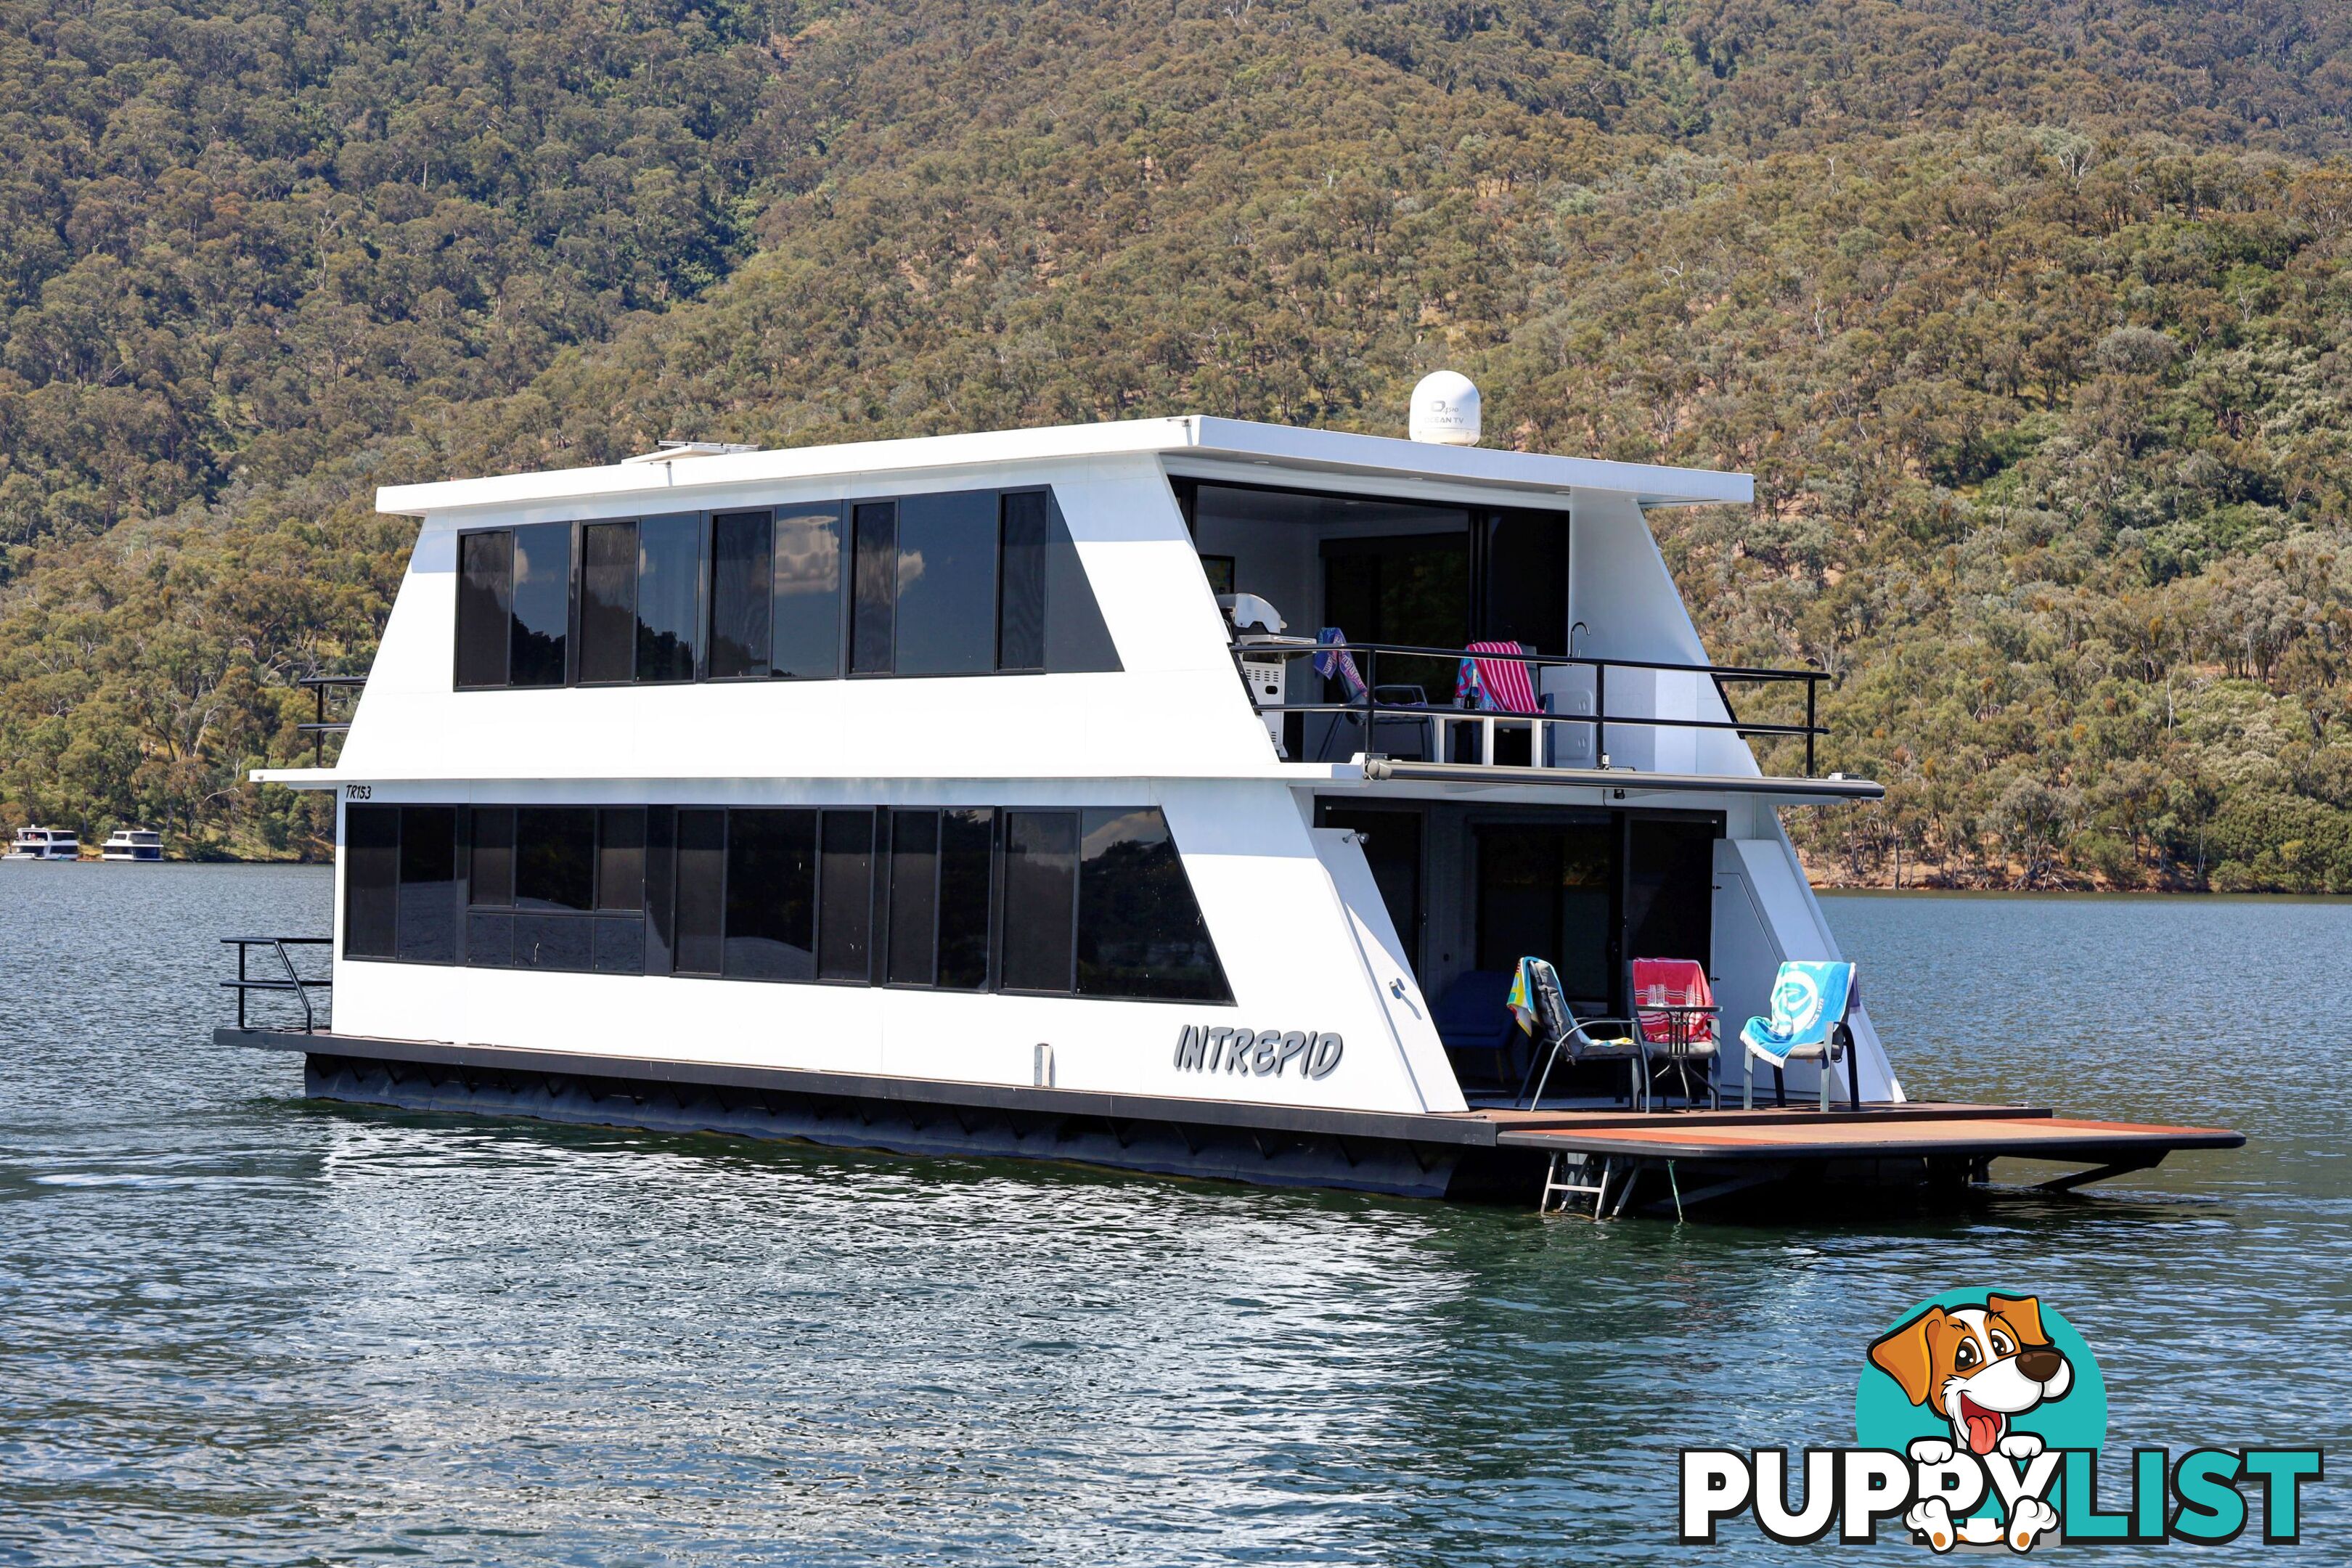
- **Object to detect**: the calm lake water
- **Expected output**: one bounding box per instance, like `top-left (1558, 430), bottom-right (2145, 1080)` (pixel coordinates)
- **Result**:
top-left (1, 865), bottom-right (2343, 1564)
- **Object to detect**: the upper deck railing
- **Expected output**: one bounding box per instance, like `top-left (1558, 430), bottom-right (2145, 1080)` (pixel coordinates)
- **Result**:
top-left (296, 675), bottom-right (366, 767)
top-left (1231, 638), bottom-right (1832, 777)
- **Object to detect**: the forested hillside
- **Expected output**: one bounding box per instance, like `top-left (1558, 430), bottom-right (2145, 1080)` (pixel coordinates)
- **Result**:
top-left (5, 0), bottom-right (2352, 889)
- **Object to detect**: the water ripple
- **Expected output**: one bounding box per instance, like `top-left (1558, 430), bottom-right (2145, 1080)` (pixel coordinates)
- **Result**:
top-left (0, 866), bottom-right (2344, 1564)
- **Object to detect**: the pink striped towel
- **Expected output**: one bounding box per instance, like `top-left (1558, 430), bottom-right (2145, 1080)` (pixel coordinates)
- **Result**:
top-left (1464, 640), bottom-right (1541, 714)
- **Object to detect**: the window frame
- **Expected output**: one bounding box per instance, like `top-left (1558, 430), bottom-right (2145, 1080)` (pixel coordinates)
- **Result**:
top-left (341, 798), bottom-right (1230, 1006)
top-left (454, 484), bottom-right (1112, 691)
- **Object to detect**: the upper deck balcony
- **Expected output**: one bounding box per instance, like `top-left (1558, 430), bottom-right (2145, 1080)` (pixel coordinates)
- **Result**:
top-left (253, 416), bottom-right (1873, 799)
top-left (1230, 634), bottom-right (1867, 800)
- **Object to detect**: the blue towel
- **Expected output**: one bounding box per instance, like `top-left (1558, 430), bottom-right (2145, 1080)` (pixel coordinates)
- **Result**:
top-left (1741, 960), bottom-right (1855, 1068)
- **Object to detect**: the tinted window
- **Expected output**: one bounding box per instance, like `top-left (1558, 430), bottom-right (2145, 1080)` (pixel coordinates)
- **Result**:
top-left (849, 502), bottom-right (897, 674)
top-left (998, 810), bottom-right (1075, 992)
top-left (1077, 807), bottom-right (1229, 1002)
top-left (708, 510), bottom-right (772, 680)
top-left (636, 514), bottom-right (701, 683)
top-left (343, 804), bottom-right (399, 959)
top-left (674, 808), bottom-right (725, 975)
top-left (515, 807), bottom-right (595, 912)
top-left (517, 913), bottom-right (592, 972)
top-left (509, 522), bottom-right (571, 687)
top-left (578, 521), bottom-right (637, 684)
top-left (455, 532), bottom-right (512, 687)
top-left (886, 809), bottom-right (938, 986)
top-left (997, 493), bottom-right (1047, 672)
top-left (395, 806), bottom-right (458, 963)
top-left (468, 807), bottom-right (515, 907)
top-left (466, 911), bottom-right (513, 967)
top-left (773, 507), bottom-right (842, 679)
top-left (593, 915), bottom-right (645, 974)
top-left (936, 808), bottom-right (993, 990)
top-left (1479, 510), bottom-right (1568, 654)
top-left (644, 807), bottom-right (677, 973)
top-left (1044, 497), bottom-right (1119, 673)
top-left (895, 490), bottom-right (997, 675)
top-left (725, 809), bottom-right (816, 981)
top-left (818, 809), bottom-right (875, 982)
top-left (597, 809), bottom-right (645, 912)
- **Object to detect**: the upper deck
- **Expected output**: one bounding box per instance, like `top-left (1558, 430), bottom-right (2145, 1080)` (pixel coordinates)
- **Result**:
top-left (264, 417), bottom-right (1871, 804)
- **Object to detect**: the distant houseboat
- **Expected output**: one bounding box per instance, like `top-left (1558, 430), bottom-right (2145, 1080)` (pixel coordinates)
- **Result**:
top-left (102, 828), bottom-right (164, 862)
top-left (221, 409), bottom-right (2239, 1210)
top-left (7, 825), bottom-right (81, 860)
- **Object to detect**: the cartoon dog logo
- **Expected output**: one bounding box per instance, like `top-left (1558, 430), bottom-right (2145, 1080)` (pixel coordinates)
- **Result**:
top-left (1870, 1294), bottom-right (2075, 1551)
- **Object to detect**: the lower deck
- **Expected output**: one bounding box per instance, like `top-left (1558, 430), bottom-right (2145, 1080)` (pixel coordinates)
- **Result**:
top-left (225, 1028), bottom-right (2242, 1214)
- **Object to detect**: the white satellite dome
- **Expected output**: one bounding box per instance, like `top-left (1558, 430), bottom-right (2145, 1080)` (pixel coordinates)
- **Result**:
top-left (1408, 370), bottom-right (1482, 446)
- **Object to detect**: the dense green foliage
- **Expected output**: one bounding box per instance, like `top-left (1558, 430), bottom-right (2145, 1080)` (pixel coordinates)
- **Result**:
top-left (4, 0), bottom-right (2351, 888)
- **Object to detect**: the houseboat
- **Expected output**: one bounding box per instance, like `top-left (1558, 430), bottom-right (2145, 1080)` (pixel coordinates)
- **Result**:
top-left (222, 401), bottom-right (2238, 1212)
top-left (7, 825), bottom-right (81, 860)
top-left (102, 828), bottom-right (164, 862)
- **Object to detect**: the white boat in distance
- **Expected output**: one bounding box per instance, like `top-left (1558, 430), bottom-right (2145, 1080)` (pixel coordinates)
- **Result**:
top-left (102, 828), bottom-right (164, 861)
top-left (7, 825), bottom-right (81, 860)
top-left (221, 409), bottom-right (2237, 1210)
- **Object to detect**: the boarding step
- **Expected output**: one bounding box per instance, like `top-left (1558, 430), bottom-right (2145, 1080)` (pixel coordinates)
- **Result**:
top-left (1538, 1149), bottom-right (1637, 1220)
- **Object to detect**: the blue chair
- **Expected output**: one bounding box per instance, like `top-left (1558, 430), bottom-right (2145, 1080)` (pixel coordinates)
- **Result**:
top-left (1433, 969), bottom-right (1519, 1093)
top-left (1740, 960), bottom-right (1862, 1111)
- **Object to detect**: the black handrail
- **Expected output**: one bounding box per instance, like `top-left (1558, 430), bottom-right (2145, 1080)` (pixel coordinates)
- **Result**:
top-left (297, 675), bottom-right (366, 767)
top-left (221, 936), bottom-right (333, 1032)
top-left (1233, 638), bottom-right (1831, 775)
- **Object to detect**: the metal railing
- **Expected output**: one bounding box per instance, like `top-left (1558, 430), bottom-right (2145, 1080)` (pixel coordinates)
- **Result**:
top-left (1232, 638), bottom-right (1831, 776)
top-left (221, 936), bottom-right (334, 1032)
top-left (297, 675), bottom-right (366, 766)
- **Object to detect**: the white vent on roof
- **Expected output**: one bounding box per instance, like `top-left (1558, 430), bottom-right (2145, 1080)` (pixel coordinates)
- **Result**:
top-left (621, 439), bottom-right (759, 465)
top-left (1408, 371), bottom-right (1481, 446)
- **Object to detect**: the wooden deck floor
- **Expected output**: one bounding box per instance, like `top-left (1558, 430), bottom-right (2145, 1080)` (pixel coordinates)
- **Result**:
top-left (1451, 1101), bottom-right (2243, 1172)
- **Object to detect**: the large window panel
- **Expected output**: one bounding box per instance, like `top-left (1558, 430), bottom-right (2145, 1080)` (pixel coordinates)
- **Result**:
top-left (885, 809), bottom-right (939, 987)
top-left (818, 809), bottom-right (875, 982)
top-left (644, 807), bottom-right (677, 974)
top-left (895, 490), bottom-right (997, 676)
top-left (724, 809), bottom-right (816, 981)
top-left (674, 808), bottom-right (726, 976)
top-left (936, 808), bottom-right (994, 991)
top-left (773, 506), bottom-right (843, 679)
top-left (636, 514), bottom-right (701, 683)
top-left (849, 502), bottom-right (897, 674)
top-left (455, 531), bottom-right (513, 687)
top-left (343, 804), bottom-right (399, 959)
top-left (468, 807), bottom-right (515, 907)
top-left (509, 522), bottom-right (572, 687)
top-left (998, 809), bottom-right (1076, 993)
top-left (997, 493), bottom-right (1048, 672)
top-left (708, 510), bottom-right (773, 680)
top-left (515, 807), bottom-right (595, 912)
top-left (395, 806), bottom-right (458, 963)
top-left (577, 521), bottom-right (638, 684)
top-left (1076, 807), bottom-right (1230, 1002)
top-left (597, 809), bottom-right (645, 912)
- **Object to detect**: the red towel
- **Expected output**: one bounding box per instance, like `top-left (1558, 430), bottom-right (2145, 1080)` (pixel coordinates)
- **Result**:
top-left (1632, 957), bottom-right (1717, 1046)
top-left (1466, 640), bottom-right (1540, 715)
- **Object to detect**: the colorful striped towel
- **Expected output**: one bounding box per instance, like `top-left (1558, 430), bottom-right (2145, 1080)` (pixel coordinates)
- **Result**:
top-left (1463, 640), bottom-right (1541, 714)
top-left (1506, 955), bottom-right (1540, 1037)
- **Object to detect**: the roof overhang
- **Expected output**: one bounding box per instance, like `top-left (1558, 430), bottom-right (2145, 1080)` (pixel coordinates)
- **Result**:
top-left (375, 415), bottom-right (1754, 518)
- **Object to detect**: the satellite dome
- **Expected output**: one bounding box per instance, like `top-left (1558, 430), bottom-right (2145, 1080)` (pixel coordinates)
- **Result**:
top-left (1408, 371), bottom-right (1482, 446)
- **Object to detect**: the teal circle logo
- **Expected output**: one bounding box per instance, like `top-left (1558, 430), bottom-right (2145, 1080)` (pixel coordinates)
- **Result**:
top-left (1858, 1289), bottom-right (2106, 1455)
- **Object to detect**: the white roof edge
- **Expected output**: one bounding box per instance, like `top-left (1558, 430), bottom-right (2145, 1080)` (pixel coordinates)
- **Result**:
top-left (375, 415), bottom-right (1751, 517)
